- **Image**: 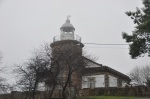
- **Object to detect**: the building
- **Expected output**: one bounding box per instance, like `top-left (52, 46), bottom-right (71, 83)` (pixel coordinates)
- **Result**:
top-left (83, 58), bottom-right (130, 89)
top-left (50, 16), bottom-right (130, 91)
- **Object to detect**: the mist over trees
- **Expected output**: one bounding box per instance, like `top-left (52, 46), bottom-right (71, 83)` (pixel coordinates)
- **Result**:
top-left (0, 51), bottom-right (12, 94)
top-left (122, 0), bottom-right (150, 59)
top-left (0, 51), bottom-right (2, 64)
top-left (129, 65), bottom-right (150, 87)
top-left (0, 51), bottom-right (6, 93)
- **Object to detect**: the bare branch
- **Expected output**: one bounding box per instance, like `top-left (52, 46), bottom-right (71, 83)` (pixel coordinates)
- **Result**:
top-left (129, 65), bottom-right (150, 86)
top-left (0, 51), bottom-right (3, 64)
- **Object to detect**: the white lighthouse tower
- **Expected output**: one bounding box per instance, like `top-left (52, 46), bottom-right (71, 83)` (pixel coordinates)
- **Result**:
top-left (53, 16), bottom-right (81, 42)
top-left (60, 16), bottom-right (75, 40)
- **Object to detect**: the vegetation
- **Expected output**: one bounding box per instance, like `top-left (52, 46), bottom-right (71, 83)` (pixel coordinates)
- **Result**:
top-left (0, 51), bottom-right (2, 64)
top-left (14, 43), bottom-right (52, 99)
top-left (122, 0), bottom-right (150, 59)
top-left (13, 43), bottom-right (91, 99)
top-left (78, 96), bottom-right (150, 99)
top-left (128, 64), bottom-right (150, 86)
top-left (79, 96), bottom-right (135, 99)
top-left (0, 51), bottom-right (12, 94)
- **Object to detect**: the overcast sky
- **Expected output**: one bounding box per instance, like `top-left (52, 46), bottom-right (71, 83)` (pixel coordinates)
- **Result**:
top-left (0, 0), bottom-right (150, 84)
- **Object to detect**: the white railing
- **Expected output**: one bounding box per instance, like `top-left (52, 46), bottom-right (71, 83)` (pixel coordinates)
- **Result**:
top-left (53, 34), bottom-right (81, 42)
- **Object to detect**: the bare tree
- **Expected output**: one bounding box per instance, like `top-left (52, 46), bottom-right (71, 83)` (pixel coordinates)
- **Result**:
top-left (141, 65), bottom-right (150, 87)
top-left (14, 65), bottom-right (35, 98)
top-left (129, 65), bottom-right (150, 87)
top-left (0, 76), bottom-right (11, 94)
top-left (41, 43), bottom-right (92, 99)
top-left (14, 43), bottom-right (93, 99)
top-left (14, 44), bottom-right (51, 99)
top-left (0, 51), bottom-right (2, 64)
top-left (13, 43), bottom-right (63, 99)
top-left (0, 77), bottom-right (7, 93)
top-left (50, 43), bottom-right (93, 99)
top-left (0, 51), bottom-right (12, 94)
top-left (0, 51), bottom-right (6, 94)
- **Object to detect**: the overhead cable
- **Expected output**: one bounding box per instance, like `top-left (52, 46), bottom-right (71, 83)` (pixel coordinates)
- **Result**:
top-left (83, 43), bottom-right (129, 45)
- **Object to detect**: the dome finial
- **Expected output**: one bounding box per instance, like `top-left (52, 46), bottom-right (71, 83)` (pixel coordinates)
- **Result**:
top-left (67, 15), bottom-right (71, 20)
top-left (66, 15), bottom-right (71, 23)
top-left (60, 15), bottom-right (75, 30)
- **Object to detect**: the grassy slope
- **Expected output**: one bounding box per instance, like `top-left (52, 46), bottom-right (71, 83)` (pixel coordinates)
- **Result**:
top-left (81, 96), bottom-right (134, 99)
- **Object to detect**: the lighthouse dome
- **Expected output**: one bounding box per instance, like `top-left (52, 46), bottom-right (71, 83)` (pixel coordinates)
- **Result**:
top-left (60, 18), bottom-right (75, 31)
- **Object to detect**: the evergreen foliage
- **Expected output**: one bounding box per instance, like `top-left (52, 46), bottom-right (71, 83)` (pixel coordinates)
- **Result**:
top-left (122, 0), bottom-right (150, 58)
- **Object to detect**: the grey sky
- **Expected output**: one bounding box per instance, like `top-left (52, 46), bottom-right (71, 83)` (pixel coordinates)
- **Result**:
top-left (0, 0), bottom-right (150, 83)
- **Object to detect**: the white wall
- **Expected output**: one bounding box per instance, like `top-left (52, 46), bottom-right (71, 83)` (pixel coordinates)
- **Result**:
top-left (122, 80), bottom-right (128, 87)
top-left (95, 75), bottom-right (105, 87)
top-left (60, 33), bottom-right (74, 40)
top-left (109, 75), bottom-right (117, 87)
top-left (82, 75), bottom-right (105, 89)
top-left (82, 76), bottom-right (88, 88)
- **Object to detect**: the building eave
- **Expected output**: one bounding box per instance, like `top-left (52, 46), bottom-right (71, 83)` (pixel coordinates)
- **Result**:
top-left (83, 58), bottom-right (131, 82)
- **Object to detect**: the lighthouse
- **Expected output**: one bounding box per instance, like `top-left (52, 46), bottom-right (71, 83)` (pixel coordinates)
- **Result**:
top-left (50, 17), bottom-right (84, 92)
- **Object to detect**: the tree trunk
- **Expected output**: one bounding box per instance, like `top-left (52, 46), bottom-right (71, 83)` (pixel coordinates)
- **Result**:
top-left (48, 84), bottom-right (56, 99)
top-left (32, 79), bottom-right (38, 99)
top-left (62, 72), bottom-right (71, 99)
top-left (28, 87), bottom-right (31, 99)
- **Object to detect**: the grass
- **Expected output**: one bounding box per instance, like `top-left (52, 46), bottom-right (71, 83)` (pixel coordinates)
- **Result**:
top-left (78, 96), bottom-right (135, 99)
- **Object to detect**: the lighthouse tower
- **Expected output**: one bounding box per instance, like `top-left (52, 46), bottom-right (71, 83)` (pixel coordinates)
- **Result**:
top-left (50, 17), bottom-right (84, 90)
top-left (60, 16), bottom-right (75, 41)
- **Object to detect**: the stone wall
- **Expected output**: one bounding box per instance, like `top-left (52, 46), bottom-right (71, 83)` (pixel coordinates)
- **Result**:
top-left (1, 86), bottom-right (150, 99)
top-left (79, 86), bottom-right (150, 97)
top-left (0, 94), bottom-right (11, 99)
top-left (0, 91), bottom-right (50, 99)
top-left (0, 88), bottom-right (74, 99)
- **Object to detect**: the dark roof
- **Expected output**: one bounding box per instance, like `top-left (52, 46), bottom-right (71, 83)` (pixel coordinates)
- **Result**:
top-left (84, 57), bottom-right (103, 67)
top-left (61, 23), bottom-right (74, 29)
top-left (84, 57), bottom-right (131, 81)
top-left (60, 19), bottom-right (75, 30)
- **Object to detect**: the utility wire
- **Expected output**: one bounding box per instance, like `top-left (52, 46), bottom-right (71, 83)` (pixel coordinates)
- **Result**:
top-left (83, 43), bottom-right (129, 45)
top-left (86, 46), bottom-right (129, 49)
top-left (83, 43), bottom-right (129, 49)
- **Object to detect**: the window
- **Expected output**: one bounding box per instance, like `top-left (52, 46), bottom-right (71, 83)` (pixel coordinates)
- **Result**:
top-left (88, 77), bottom-right (95, 89)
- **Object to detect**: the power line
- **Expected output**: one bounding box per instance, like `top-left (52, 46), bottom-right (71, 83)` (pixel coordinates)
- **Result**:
top-left (83, 43), bottom-right (129, 45)
top-left (86, 46), bottom-right (129, 49)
